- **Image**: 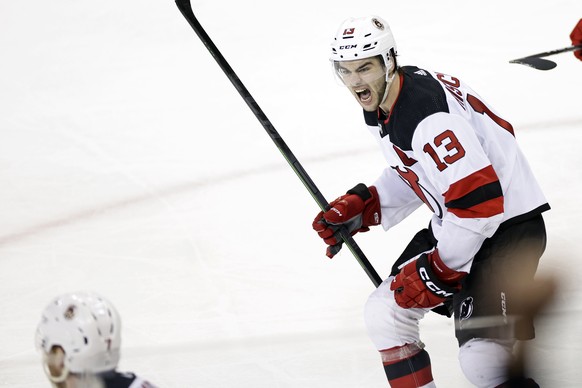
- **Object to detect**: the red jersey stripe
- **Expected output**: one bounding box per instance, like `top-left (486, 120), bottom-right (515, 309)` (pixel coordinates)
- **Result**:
top-left (444, 165), bottom-right (499, 203)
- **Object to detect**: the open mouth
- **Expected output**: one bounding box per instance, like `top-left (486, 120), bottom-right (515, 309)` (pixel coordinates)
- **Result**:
top-left (355, 87), bottom-right (372, 104)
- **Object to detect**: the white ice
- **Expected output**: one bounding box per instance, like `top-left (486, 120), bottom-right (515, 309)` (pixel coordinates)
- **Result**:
top-left (1, 0), bottom-right (581, 387)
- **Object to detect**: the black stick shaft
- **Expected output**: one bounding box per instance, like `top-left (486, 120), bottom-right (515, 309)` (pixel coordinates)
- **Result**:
top-left (524, 44), bottom-right (582, 58)
top-left (175, 0), bottom-right (382, 287)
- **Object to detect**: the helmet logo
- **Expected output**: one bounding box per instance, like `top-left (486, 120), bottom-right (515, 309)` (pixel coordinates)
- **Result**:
top-left (372, 18), bottom-right (384, 30)
top-left (343, 28), bottom-right (355, 36)
top-left (63, 305), bottom-right (76, 320)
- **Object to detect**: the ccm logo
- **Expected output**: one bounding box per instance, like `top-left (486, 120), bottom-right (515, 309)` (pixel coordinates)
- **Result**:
top-left (339, 44), bottom-right (357, 49)
top-left (419, 267), bottom-right (453, 297)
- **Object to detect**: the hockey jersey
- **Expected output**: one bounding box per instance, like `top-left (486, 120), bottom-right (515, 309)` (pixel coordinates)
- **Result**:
top-left (366, 66), bottom-right (549, 272)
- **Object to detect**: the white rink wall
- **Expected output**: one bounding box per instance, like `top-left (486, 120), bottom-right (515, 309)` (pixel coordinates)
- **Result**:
top-left (0, 0), bottom-right (581, 386)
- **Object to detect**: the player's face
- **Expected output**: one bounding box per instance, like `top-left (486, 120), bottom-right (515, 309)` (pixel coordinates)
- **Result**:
top-left (334, 57), bottom-right (388, 111)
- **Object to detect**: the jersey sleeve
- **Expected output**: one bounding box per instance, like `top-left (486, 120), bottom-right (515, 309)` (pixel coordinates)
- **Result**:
top-left (373, 167), bottom-right (423, 230)
top-left (412, 112), bottom-right (504, 272)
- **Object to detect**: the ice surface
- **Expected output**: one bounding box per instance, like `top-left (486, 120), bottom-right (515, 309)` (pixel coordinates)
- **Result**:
top-left (0, 0), bottom-right (581, 386)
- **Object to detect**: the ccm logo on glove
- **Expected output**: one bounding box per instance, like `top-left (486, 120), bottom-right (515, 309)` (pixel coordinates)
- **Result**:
top-left (390, 250), bottom-right (466, 309)
top-left (418, 267), bottom-right (453, 297)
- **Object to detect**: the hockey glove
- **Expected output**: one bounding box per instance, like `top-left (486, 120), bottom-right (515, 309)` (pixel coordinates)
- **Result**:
top-left (390, 249), bottom-right (466, 309)
top-left (571, 18), bottom-right (582, 61)
top-left (312, 183), bottom-right (381, 258)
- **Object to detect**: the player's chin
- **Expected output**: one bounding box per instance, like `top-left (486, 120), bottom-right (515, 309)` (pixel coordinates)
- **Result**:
top-left (358, 100), bottom-right (380, 112)
top-left (361, 105), bottom-right (379, 112)
top-left (352, 94), bottom-right (379, 112)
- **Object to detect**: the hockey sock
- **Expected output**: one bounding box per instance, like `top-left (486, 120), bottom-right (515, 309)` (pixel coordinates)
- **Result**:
top-left (381, 346), bottom-right (435, 387)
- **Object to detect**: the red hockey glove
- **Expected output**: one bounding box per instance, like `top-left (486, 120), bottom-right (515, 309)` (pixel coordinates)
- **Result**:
top-left (312, 184), bottom-right (381, 258)
top-left (571, 18), bottom-right (582, 61)
top-left (390, 250), bottom-right (466, 309)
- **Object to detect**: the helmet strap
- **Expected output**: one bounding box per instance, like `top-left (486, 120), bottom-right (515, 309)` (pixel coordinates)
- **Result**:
top-left (380, 49), bottom-right (398, 107)
top-left (43, 348), bottom-right (70, 386)
top-left (380, 70), bottom-right (396, 107)
top-left (44, 363), bottom-right (69, 385)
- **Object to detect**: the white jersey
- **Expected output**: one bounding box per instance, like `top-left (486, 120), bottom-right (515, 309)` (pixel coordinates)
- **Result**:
top-left (366, 66), bottom-right (549, 272)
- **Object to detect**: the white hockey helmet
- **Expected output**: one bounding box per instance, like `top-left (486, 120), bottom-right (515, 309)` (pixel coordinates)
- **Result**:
top-left (330, 15), bottom-right (397, 68)
top-left (35, 291), bottom-right (122, 381)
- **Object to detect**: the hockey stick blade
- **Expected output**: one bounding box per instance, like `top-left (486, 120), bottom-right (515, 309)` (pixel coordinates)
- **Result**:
top-left (509, 56), bottom-right (557, 71)
top-left (509, 44), bottom-right (582, 70)
top-left (175, 0), bottom-right (383, 287)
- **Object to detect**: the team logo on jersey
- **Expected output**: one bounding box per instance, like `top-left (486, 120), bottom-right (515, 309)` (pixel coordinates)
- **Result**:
top-left (459, 297), bottom-right (474, 321)
top-left (392, 165), bottom-right (444, 218)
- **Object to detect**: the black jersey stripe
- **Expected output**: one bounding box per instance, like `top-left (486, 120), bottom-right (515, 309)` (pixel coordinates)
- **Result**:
top-left (445, 181), bottom-right (503, 210)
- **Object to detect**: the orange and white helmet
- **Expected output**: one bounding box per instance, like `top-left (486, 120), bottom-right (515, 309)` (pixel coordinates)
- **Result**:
top-left (35, 291), bottom-right (121, 382)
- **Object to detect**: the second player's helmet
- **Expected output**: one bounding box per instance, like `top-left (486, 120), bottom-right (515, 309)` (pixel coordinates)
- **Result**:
top-left (35, 291), bottom-right (122, 382)
top-left (330, 15), bottom-right (397, 68)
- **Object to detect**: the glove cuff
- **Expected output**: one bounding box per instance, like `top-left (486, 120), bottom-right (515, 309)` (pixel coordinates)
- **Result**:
top-left (346, 184), bottom-right (381, 226)
top-left (415, 254), bottom-right (459, 298)
top-left (429, 250), bottom-right (466, 284)
top-left (346, 183), bottom-right (373, 201)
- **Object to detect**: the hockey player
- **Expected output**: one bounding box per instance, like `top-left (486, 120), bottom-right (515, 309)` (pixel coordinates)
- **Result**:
top-left (312, 16), bottom-right (549, 387)
top-left (571, 18), bottom-right (582, 60)
top-left (35, 291), bottom-right (156, 388)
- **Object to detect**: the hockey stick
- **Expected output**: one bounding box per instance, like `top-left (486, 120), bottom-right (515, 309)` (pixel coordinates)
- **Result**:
top-left (175, 0), bottom-right (383, 287)
top-left (509, 44), bottom-right (582, 70)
